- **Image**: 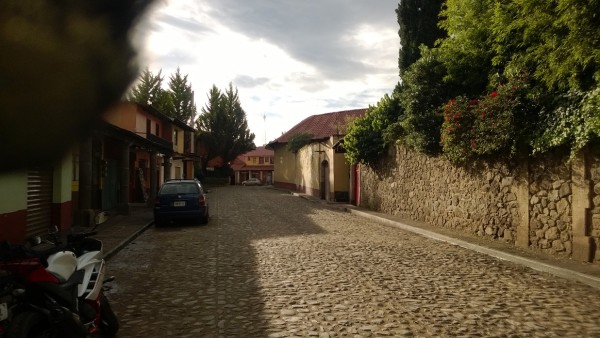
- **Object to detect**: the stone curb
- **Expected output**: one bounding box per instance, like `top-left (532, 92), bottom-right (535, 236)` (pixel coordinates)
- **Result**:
top-left (347, 208), bottom-right (600, 291)
top-left (104, 220), bottom-right (154, 262)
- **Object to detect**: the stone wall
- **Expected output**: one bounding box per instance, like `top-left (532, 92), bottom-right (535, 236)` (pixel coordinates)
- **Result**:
top-left (527, 152), bottom-right (572, 256)
top-left (360, 144), bottom-right (599, 263)
top-left (589, 143), bottom-right (600, 260)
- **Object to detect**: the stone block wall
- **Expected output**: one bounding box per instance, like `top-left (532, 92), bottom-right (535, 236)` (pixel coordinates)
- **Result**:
top-left (527, 152), bottom-right (572, 255)
top-left (589, 143), bottom-right (600, 260)
top-left (360, 144), bottom-right (599, 263)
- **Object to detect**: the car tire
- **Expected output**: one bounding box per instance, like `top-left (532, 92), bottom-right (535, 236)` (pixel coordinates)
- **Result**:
top-left (198, 210), bottom-right (209, 225)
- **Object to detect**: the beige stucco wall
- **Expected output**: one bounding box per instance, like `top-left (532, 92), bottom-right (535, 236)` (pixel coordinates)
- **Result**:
top-left (272, 137), bottom-right (352, 201)
top-left (273, 145), bottom-right (297, 187)
top-left (296, 143), bottom-right (320, 194)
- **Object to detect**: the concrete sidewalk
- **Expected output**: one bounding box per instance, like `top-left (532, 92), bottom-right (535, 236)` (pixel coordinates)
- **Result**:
top-left (85, 204), bottom-right (154, 261)
top-left (92, 192), bottom-right (600, 290)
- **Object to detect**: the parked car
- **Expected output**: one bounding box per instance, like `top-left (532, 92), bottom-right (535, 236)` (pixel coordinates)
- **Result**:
top-left (154, 179), bottom-right (209, 226)
top-left (242, 177), bottom-right (262, 186)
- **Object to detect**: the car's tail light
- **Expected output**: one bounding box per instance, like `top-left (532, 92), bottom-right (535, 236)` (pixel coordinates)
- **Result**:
top-left (198, 194), bottom-right (206, 206)
top-left (154, 198), bottom-right (161, 208)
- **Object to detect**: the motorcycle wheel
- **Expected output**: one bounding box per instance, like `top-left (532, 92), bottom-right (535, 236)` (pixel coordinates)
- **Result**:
top-left (99, 294), bottom-right (119, 337)
top-left (7, 311), bottom-right (57, 338)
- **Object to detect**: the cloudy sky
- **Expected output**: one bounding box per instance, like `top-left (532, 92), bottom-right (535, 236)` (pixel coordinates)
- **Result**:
top-left (132, 1), bottom-right (400, 145)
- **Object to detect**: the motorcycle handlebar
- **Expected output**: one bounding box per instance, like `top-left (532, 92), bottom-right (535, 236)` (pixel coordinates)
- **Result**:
top-left (0, 230), bottom-right (99, 262)
top-left (0, 241), bottom-right (61, 263)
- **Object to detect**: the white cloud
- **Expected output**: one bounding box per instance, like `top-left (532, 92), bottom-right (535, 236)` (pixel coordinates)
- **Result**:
top-left (132, 1), bottom-right (400, 145)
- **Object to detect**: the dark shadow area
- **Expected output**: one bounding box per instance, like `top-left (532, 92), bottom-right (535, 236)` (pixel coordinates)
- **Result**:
top-left (108, 185), bottom-right (329, 337)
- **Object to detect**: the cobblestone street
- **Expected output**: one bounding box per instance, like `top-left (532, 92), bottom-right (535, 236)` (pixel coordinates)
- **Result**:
top-left (107, 186), bottom-right (600, 337)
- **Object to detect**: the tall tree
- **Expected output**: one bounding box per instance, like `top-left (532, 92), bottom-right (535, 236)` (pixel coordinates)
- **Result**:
top-left (167, 67), bottom-right (197, 126)
top-left (195, 84), bottom-right (255, 173)
top-left (489, 0), bottom-right (600, 157)
top-left (196, 85), bottom-right (224, 172)
top-left (127, 68), bottom-right (162, 105)
top-left (127, 68), bottom-right (174, 116)
top-left (397, 0), bottom-right (445, 78)
top-left (437, 0), bottom-right (495, 97)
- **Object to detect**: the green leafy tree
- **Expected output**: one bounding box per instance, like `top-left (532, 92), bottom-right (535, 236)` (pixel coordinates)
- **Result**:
top-left (491, 0), bottom-right (600, 92)
top-left (488, 0), bottom-right (600, 158)
top-left (391, 0), bottom-right (600, 162)
top-left (195, 85), bottom-right (224, 173)
top-left (437, 0), bottom-right (495, 97)
top-left (127, 68), bottom-right (174, 115)
top-left (396, 0), bottom-right (445, 77)
top-left (195, 83), bottom-right (255, 172)
top-left (344, 94), bottom-right (400, 165)
top-left (167, 67), bottom-right (197, 126)
top-left (397, 47), bottom-right (450, 154)
top-left (393, 0), bottom-right (490, 155)
top-left (532, 88), bottom-right (600, 157)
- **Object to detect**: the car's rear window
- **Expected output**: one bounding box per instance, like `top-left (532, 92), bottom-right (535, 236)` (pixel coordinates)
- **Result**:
top-left (159, 183), bottom-right (199, 195)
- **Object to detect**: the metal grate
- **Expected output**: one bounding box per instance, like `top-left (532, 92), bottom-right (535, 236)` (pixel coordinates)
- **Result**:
top-left (26, 167), bottom-right (53, 238)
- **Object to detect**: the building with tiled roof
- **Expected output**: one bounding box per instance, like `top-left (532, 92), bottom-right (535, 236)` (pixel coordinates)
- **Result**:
top-left (267, 108), bottom-right (366, 203)
top-left (231, 146), bottom-right (274, 185)
top-left (269, 108), bottom-right (366, 146)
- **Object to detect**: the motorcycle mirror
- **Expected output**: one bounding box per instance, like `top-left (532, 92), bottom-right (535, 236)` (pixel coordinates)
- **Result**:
top-left (30, 236), bottom-right (42, 246)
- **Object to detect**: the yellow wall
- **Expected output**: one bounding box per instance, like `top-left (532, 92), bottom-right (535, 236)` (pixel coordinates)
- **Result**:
top-left (0, 171), bottom-right (27, 213)
top-left (173, 127), bottom-right (185, 153)
top-left (296, 143), bottom-right (321, 192)
top-left (273, 145), bottom-right (297, 185)
top-left (53, 152), bottom-right (73, 203)
top-left (333, 152), bottom-right (350, 192)
top-left (245, 156), bottom-right (274, 166)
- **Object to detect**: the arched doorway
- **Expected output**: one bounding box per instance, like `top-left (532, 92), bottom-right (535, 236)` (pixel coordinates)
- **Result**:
top-left (320, 160), bottom-right (329, 200)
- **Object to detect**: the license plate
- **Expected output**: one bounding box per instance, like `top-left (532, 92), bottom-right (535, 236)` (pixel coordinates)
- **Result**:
top-left (173, 201), bottom-right (186, 207)
top-left (0, 303), bottom-right (7, 321)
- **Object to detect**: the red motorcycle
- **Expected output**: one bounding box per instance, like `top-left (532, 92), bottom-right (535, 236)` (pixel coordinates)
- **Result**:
top-left (0, 230), bottom-right (118, 338)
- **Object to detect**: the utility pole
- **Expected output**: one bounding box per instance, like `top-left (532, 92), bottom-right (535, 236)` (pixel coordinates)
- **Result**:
top-left (263, 113), bottom-right (267, 146)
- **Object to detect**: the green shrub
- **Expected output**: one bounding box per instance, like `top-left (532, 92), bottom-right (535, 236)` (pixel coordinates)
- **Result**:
top-left (398, 47), bottom-right (452, 155)
top-left (441, 79), bottom-right (534, 163)
top-left (344, 94), bottom-right (401, 165)
top-left (532, 87), bottom-right (600, 158)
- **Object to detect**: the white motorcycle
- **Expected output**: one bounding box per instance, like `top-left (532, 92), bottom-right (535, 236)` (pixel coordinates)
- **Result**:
top-left (1, 229), bottom-right (118, 338)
